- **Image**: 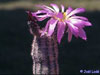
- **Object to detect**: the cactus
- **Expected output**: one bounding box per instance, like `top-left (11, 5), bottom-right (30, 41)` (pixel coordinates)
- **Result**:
top-left (27, 11), bottom-right (59, 75)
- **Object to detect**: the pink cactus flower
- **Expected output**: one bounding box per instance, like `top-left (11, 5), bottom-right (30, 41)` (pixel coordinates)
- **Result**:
top-left (33, 4), bottom-right (92, 43)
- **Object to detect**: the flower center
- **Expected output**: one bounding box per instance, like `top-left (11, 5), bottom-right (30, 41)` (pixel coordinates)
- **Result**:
top-left (54, 12), bottom-right (67, 22)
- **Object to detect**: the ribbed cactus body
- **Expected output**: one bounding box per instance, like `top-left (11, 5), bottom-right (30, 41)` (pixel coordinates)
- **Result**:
top-left (31, 35), bottom-right (59, 75)
top-left (27, 11), bottom-right (59, 75)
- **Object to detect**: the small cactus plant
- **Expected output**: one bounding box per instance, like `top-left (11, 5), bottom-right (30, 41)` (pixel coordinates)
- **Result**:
top-left (27, 11), bottom-right (59, 74)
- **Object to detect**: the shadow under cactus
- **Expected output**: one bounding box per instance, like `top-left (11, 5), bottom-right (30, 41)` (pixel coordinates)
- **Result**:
top-left (0, 9), bottom-right (100, 75)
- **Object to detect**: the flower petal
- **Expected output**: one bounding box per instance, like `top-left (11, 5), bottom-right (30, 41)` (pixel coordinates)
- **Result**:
top-left (68, 28), bottom-right (72, 42)
top-left (32, 10), bottom-right (47, 15)
top-left (84, 21), bottom-right (92, 26)
top-left (66, 21), bottom-right (78, 37)
top-left (36, 14), bottom-right (48, 17)
top-left (66, 6), bottom-right (73, 15)
top-left (57, 22), bottom-right (66, 43)
top-left (66, 21), bottom-right (78, 32)
top-left (36, 5), bottom-right (55, 13)
top-left (61, 4), bottom-right (64, 12)
top-left (67, 8), bottom-right (85, 17)
top-left (69, 18), bottom-right (92, 28)
top-left (37, 17), bottom-right (48, 21)
top-left (78, 28), bottom-right (87, 40)
top-left (70, 16), bottom-right (88, 21)
top-left (50, 4), bottom-right (59, 13)
top-left (69, 19), bottom-right (85, 28)
top-left (48, 19), bottom-right (58, 36)
top-left (41, 18), bottom-right (54, 36)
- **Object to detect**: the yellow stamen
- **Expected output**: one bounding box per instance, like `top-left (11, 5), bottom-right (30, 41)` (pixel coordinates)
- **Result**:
top-left (63, 12), bottom-right (67, 20)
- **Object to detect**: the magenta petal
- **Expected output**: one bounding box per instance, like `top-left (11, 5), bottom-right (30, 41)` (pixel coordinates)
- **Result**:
top-left (66, 6), bottom-right (73, 15)
top-left (48, 19), bottom-right (58, 36)
top-left (68, 28), bottom-right (72, 42)
top-left (84, 21), bottom-right (92, 26)
top-left (37, 17), bottom-right (47, 21)
top-left (70, 16), bottom-right (88, 21)
top-left (57, 22), bottom-right (66, 43)
top-left (68, 8), bottom-right (85, 17)
top-left (69, 19), bottom-right (85, 28)
top-left (36, 5), bottom-right (54, 13)
top-left (78, 28), bottom-right (87, 40)
top-left (41, 18), bottom-right (53, 36)
top-left (61, 4), bottom-right (64, 12)
top-left (43, 5), bottom-right (55, 12)
top-left (50, 3), bottom-right (59, 13)
top-left (69, 18), bottom-right (92, 28)
top-left (36, 15), bottom-right (49, 21)
top-left (66, 21), bottom-right (79, 37)
top-left (32, 10), bottom-right (47, 15)
top-left (37, 14), bottom-right (48, 17)
top-left (66, 21), bottom-right (78, 32)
